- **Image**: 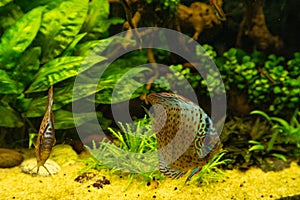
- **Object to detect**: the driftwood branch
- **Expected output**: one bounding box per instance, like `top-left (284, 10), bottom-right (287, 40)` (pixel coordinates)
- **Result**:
top-left (237, 0), bottom-right (283, 51)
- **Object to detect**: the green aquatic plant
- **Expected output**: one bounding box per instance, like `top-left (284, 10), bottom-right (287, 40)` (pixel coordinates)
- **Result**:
top-left (261, 53), bottom-right (299, 113)
top-left (80, 116), bottom-right (163, 190)
top-left (214, 47), bottom-right (300, 115)
top-left (108, 116), bottom-right (157, 154)
top-left (195, 44), bottom-right (226, 96)
top-left (144, 0), bottom-right (180, 13)
top-left (169, 64), bottom-right (202, 89)
top-left (0, 0), bottom-right (162, 146)
top-left (189, 150), bottom-right (230, 185)
top-left (81, 115), bottom-right (229, 189)
top-left (251, 110), bottom-right (300, 146)
top-left (142, 63), bottom-right (202, 94)
top-left (248, 140), bottom-right (287, 162)
top-left (151, 44), bottom-right (225, 96)
top-left (249, 109), bottom-right (300, 161)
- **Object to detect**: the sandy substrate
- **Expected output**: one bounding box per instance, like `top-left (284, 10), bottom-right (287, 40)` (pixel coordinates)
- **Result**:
top-left (0, 152), bottom-right (300, 200)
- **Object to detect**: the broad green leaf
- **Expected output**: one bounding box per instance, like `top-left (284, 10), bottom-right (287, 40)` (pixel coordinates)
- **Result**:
top-left (36, 0), bottom-right (89, 63)
top-left (26, 79), bottom-right (111, 117)
top-left (26, 56), bottom-right (146, 115)
top-left (248, 140), bottom-right (262, 145)
top-left (250, 110), bottom-right (272, 122)
top-left (271, 117), bottom-right (290, 131)
top-left (73, 40), bottom-right (104, 56)
top-left (249, 144), bottom-right (265, 152)
top-left (0, 3), bottom-right (23, 30)
top-left (0, 104), bottom-right (23, 128)
top-left (0, 0), bottom-right (13, 7)
top-left (94, 55), bottom-right (149, 104)
top-left (25, 96), bottom-right (47, 118)
top-left (26, 56), bottom-right (84, 93)
top-left (12, 47), bottom-right (41, 91)
top-left (26, 69), bottom-right (129, 117)
top-left (54, 84), bottom-right (100, 108)
top-left (95, 67), bottom-right (149, 104)
top-left (80, 0), bottom-right (124, 40)
top-left (54, 110), bottom-right (76, 129)
top-left (28, 133), bottom-right (37, 148)
top-left (0, 6), bottom-right (44, 69)
top-left (266, 130), bottom-right (279, 153)
top-left (26, 54), bottom-right (105, 93)
top-left (93, 17), bottom-right (124, 36)
top-left (28, 55), bottom-right (106, 93)
top-left (55, 75), bottom-right (119, 106)
top-left (62, 32), bottom-right (87, 56)
top-left (15, 0), bottom-right (63, 12)
top-left (74, 36), bottom-right (134, 57)
top-left (271, 153), bottom-right (287, 162)
top-left (0, 69), bottom-right (19, 94)
top-left (15, 94), bottom-right (32, 113)
top-left (54, 110), bottom-right (107, 130)
top-left (80, 0), bottom-right (108, 32)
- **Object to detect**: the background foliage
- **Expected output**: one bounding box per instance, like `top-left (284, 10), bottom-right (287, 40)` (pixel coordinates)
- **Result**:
top-left (0, 0), bottom-right (299, 153)
top-left (0, 0), bottom-right (145, 144)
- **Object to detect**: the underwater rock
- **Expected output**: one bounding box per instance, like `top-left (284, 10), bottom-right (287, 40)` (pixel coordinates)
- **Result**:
top-left (21, 158), bottom-right (61, 176)
top-left (0, 148), bottom-right (24, 168)
top-left (260, 157), bottom-right (290, 172)
top-left (50, 144), bottom-right (78, 166)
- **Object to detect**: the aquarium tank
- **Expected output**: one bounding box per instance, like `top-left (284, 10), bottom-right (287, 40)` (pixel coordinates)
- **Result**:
top-left (0, 0), bottom-right (300, 199)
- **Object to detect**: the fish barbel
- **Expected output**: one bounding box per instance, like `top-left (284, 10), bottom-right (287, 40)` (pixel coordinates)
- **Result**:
top-left (147, 92), bottom-right (222, 183)
top-left (35, 86), bottom-right (55, 175)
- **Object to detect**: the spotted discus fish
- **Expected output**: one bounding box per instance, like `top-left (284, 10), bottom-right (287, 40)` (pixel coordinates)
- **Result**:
top-left (35, 86), bottom-right (55, 175)
top-left (147, 92), bottom-right (222, 183)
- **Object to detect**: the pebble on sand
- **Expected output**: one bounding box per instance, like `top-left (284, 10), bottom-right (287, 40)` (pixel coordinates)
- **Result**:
top-left (21, 158), bottom-right (61, 176)
top-left (0, 148), bottom-right (24, 168)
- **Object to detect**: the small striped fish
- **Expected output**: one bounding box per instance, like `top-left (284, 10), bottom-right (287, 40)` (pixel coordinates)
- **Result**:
top-left (35, 86), bottom-right (55, 175)
top-left (147, 92), bottom-right (222, 183)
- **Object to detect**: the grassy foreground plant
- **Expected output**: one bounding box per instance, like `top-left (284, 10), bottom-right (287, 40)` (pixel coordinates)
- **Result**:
top-left (189, 150), bottom-right (230, 185)
top-left (81, 116), bottom-right (163, 190)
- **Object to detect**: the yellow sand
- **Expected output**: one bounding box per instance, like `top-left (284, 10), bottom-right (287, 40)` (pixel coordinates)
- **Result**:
top-left (0, 148), bottom-right (299, 200)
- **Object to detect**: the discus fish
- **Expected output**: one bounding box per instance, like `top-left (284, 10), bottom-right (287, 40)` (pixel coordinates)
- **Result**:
top-left (35, 86), bottom-right (55, 175)
top-left (147, 92), bottom-right (222, 183)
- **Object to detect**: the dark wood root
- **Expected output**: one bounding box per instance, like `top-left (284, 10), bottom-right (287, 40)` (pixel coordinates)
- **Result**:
top-left (121, 0), bottom-right (135, 29)
top-left (140, 47), bottom-right (159, 102)
top-left (236, 0), bottom-right (283, 52)
top-left (146, 48), bottom-right (159, 91)
top-left (177, 2), bottom-right (224, 41)
top-left (119, 0), bottom-right (142, 50)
